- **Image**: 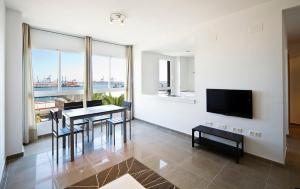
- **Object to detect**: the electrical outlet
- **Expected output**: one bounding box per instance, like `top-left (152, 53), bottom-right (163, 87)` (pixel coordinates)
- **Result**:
top-left (255, 132), bottom-right (262, 138)
top-left (232, 127), bottom-right (242, 133)
top-left (248, 130), bottom-right (262, 138)
top-left (237, 128), bottom-right (243, 134)
top-left (219, 125), bottom-right (227, 130)
top-left (248, 130), bottom-right (255, 136)
top-left (205, 121), bottom-right (213, 126)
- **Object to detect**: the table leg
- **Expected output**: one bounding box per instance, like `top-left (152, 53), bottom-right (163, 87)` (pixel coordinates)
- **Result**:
top-left (236, 142), bottom-right (239, 164)
top-left (199, 131), bottom-right (202, 144)
top-left (62, 115), bottom-right (66, 148)
top-left (123, 109), bottom-right (127, 143)
top-left (87, 121), bottom-right (90, 142)
top-left (70, 119), bottom-right (75, 162)
top-left (241, 140), bottom-right (244, 157)
top-left (109, 113), bottom-right (113, 135)
top-left (192, 130), bottom-right (195, 147)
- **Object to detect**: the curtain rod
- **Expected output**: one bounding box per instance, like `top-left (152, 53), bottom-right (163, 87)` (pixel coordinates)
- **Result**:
top-left (31, 26), bottom-right (128, 47)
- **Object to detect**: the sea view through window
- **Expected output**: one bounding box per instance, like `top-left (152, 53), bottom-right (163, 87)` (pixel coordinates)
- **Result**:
top-left (32, 48), bottom-right (126, 131)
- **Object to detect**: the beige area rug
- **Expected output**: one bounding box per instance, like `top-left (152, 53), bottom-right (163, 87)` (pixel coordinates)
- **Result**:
top-left (66, 157), bottom-right (179, 189)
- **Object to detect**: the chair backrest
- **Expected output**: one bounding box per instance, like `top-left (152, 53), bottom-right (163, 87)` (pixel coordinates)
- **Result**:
top-left (50, 109), bottom-right (59, 133)
top-left (122, 101), bottom-right (132, 119)
top-left (64, 101), bottom-right (83, 110)
top-left (122, 101), bottom-right (132, 111)
top-left (87, 100), bottom-right (103, 107)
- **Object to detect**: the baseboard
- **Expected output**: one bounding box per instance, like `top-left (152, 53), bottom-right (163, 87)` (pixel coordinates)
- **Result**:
top-left (283, 146), bottom-right (288, 164)
top-left (37, 133), bottom-right (52, 139)
top-left (135, 118), bottom-right (284, 165)
top-left (0, 159), bottom-right (8, 189)
top-left (6, 152), bottom-right (24, 161)
top-left (0, 152), bottom-right (25, 188)
top-left (134, 118), bottom-right (191, 139)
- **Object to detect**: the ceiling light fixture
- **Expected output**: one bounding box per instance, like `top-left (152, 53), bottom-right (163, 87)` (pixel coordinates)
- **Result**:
top-left (110, 13), bottom-right (126, 25)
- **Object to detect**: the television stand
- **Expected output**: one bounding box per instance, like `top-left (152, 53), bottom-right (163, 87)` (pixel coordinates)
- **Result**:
top-left (192, 125), bottom-right (244, 163)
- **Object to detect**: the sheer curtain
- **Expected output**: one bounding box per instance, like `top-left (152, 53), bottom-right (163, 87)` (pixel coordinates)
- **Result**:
top-left (22, 23), bottom-right (37, 143)
top-left (125, 45), bottom-right (134, 119)
top-left (84, 36), bottom-right (93, 105)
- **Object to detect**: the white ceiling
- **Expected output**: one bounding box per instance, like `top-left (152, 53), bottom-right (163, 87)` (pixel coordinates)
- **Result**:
top-left (5, 0), bottom-right (271, 51)
top-left (284, 5), bottom-right (300, 45)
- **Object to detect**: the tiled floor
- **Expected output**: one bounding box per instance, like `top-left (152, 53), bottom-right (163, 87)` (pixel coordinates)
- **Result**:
top-left (3, 120), bottom-right (300, 189)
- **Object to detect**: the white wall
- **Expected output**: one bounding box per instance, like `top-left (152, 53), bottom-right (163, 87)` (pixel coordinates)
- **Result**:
top-left (134, 0), bottom-right (300, 164)
top-left (171, 57), bottom-right (180, 96)
top-left (180, 56), bottom-right (195, 92)
top-left (141, 52), bottom-right (160, 94)
top-left (180, 57), bottom-right (188, 91)
top-left (5, 9), bottom-right (23, 157)
top-left (0, 0), bottom-right (6, 180)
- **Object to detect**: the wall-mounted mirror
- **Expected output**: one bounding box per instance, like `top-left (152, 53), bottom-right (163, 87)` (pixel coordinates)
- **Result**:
top-left (141, 51), bottom-right (195, 98)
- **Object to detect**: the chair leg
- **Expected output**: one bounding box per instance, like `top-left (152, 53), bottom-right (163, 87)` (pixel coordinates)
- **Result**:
top-left (75, 133), bottom-right (77, 148)
top-left (130, 121), bottom-right (132, 140)
top-left (68, 136), bottom-right (70, 149)
top-left (87, 123), bottom-right (90, 142)
top-left (101, 121), bottom-right (103, 133)
top-left (52, 134), bottom-right (54, 155)
top-left (82, 132), bottom-right (84, 154)
top-left (121, 123), bottom-right (123, 135)
top-left (56, 137), bottom-right (59, 164)
top-left (92, 123), bottom-right (94, 141)
top-left (113, 125), bottom-right (116, 146)
top-left (109, 121), bottom-right (112, 135)
top-left (106, 121), bottom-right (108, 138)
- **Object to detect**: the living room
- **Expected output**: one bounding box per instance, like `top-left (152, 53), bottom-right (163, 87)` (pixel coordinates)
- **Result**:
top-left (1, 0), bottom-right (300, 189)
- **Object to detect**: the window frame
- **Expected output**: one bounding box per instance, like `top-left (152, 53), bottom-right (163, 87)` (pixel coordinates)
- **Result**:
top-left (33, 48), bottom-right (126, 98)
top-left (158, 59), bottom-right (171, 91)
top-left (92, 53), bottom-right (126, 94)
top-left (33, 48), bottom-right (86, 97)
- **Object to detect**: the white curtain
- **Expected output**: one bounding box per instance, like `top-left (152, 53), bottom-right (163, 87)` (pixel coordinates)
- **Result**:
top-left (125, 45), bottom-right (134, 119)
top-left (22, 23), bottom-right (37, 143)
top-left (84, 36), bottom-right (93, 105)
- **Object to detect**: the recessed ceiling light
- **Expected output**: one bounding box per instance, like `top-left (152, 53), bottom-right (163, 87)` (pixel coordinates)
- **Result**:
top-left (110, 13), bottom-right (126, 25)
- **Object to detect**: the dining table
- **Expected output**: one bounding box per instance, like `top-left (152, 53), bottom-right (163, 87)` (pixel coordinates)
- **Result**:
top-left (62, 105), bottom-right (127, 161)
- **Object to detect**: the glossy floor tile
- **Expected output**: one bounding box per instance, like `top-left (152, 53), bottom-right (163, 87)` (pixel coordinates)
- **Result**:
top-left (3, 120), bottom-right (300, 189)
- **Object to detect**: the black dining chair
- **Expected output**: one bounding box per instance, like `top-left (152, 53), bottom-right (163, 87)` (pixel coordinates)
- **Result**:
top-left (86, 100), bottom-right (110, 141)
top-left (107, 101), bottom-right (132, 145)
top-left (50, 109), bottom-right (84, 164)
top-left (63, 101), bottom-right (91, 141)
top-left (63, 101), bottom-right (84, 110)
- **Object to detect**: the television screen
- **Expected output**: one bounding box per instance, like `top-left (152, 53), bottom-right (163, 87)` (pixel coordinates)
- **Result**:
top-left (206, 89), bottom-right (253, 119)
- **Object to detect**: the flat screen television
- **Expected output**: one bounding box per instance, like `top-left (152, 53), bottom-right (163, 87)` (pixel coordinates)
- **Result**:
top-left (206, 89), bottom-right (253, 119)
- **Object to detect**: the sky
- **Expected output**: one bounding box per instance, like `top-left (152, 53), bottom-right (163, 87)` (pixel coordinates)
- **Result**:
top-left (32, 49), bottom-right (126, 83)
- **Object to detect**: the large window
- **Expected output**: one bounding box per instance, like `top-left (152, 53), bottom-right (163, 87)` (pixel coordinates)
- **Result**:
top-left (92, 55), bottom-right (126, 92)
top-left (92, 55), bottom-right (110, 90)
top-left (32, 49), bottom-right (85, 93)
top-left (32, 49), bottom-right (85, 128)
top-left (32, 49), bottom-right (59, 91)
top-left (61, 52), bottom-right (84, 91)
top-left (111, 57), bottom-right (126, 88)
top-left (31, 30), bottom-right (127, 136)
